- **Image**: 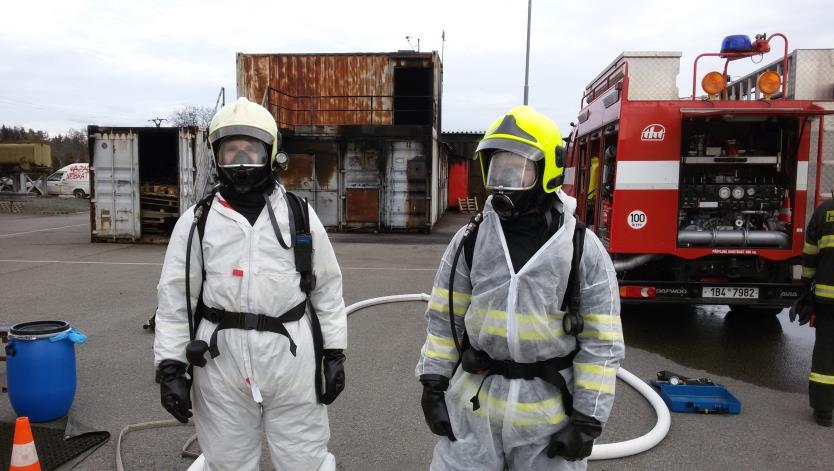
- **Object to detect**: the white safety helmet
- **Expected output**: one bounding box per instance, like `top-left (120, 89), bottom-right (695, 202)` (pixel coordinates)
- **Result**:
top-left (208, 98), bottom-right (288, 192)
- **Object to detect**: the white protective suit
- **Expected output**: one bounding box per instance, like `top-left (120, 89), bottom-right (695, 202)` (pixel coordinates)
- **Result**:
top-left (415, 191), bottom-right (624, 470)
top-left (154, 185), bottom-right (346, 470)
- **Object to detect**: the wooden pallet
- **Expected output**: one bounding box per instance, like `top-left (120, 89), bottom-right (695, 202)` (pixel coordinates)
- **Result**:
top-left (458, 197), bottom-right (479, 213)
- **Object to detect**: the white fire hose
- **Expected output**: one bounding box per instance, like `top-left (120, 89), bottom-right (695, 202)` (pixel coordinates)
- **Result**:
top-left (117, 294), bottom-right (670, 470)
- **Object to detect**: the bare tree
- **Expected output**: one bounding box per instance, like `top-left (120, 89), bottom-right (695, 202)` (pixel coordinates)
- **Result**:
top-left (169, 105), bottom-right (215, 129)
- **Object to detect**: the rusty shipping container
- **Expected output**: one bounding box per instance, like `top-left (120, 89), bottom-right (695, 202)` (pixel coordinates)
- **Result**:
top-left (237, 51), bottom-right (446, 231)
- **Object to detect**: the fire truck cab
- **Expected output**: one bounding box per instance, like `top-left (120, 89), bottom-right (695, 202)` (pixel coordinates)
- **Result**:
top-left (564, 33), bottom-right (834, 312)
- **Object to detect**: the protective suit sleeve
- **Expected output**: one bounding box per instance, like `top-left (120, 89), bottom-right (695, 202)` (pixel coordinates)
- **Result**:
top-left (415, 227), bottom-right (472, 378)
top-left (308, 204), bottom-right (347, 350)
top-left (572, 229), bottom-right (624, 424)
top-left (802, 207), bottom-right (820, 282)
top-left (154, 206), bottom-right (203, 366)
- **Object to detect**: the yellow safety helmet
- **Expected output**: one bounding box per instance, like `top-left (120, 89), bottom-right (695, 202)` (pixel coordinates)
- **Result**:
top-left (208, 97), bottom-right (286, 170)
top-left (474, 105), bottom-right (565, 193)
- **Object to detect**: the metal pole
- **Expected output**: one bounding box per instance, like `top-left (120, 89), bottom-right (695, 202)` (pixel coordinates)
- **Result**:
top-left (523, 0), bottom-right (532, 105)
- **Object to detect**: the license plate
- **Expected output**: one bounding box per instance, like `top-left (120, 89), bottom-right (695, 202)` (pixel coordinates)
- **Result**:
top-left (702, 286), bottom-right (759, 299)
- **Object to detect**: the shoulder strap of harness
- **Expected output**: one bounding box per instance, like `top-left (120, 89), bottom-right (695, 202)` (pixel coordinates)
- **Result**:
top-left (283, 190), bottom-right (326, 402)
top-left (562, 220), bottom-right (586, 314)
top-left (189, 187), bottom-right (219, 339)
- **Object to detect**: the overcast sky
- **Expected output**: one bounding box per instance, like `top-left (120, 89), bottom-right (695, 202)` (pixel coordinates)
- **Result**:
top-left (2, 0), bottom-right (833, 137)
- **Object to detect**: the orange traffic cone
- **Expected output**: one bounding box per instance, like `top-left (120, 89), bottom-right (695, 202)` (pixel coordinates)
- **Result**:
top-left (9, 417), bottom-right (41, 471)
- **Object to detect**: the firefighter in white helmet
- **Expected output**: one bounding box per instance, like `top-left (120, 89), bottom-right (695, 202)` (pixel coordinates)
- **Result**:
top-left (154, 97), bottom-right (347, 470)
top-left (416, 105), bottom-right (624, 470)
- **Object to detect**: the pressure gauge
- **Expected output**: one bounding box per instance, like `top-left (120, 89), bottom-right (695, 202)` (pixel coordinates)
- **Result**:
top-left (718, 186), bottom-right (732, 200)
top-left (732, 186), bottom-right (745, 200)
top-left (746, 187), bottom-right (756, 197)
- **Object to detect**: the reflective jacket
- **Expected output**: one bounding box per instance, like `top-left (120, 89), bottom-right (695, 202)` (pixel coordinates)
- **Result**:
top-left (802, 198), bottom-right (834, 303)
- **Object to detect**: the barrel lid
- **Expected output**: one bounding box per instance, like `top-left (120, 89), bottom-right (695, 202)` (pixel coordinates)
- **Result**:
top-left (9, 320), bottom-right (70, 337)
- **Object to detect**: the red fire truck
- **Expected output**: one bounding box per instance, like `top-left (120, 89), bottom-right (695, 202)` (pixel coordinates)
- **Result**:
top-left (563, 33), bottom-right (834, 313)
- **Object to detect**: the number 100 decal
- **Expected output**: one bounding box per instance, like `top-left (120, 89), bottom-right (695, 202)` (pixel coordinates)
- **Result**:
top-left (628, 210), bottom-right (647, 229)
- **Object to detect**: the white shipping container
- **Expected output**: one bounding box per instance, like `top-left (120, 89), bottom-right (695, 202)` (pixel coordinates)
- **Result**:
top-left (88, 126), bottom-right (215, 242)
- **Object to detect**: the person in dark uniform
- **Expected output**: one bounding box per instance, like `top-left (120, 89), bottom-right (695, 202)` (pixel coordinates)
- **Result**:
top-left (795, 197), bottom-right (834, 427)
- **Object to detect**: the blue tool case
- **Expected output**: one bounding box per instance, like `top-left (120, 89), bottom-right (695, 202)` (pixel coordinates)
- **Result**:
top-left (650, 380), bottom-right (741, 414)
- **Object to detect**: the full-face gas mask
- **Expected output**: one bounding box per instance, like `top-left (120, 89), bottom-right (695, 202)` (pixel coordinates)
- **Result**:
top-left (485, 150), bottom-right (544, 220)
top-left (215, 136), bottom-right (271, 194)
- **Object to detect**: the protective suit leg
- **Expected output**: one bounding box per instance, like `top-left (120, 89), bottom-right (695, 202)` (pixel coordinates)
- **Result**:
top-left (192, 359), bottom-right (263, 469)
top-left (810, 308), bottom-right (834, 416)
top-left (506, 441), bottom-right (586, 470)
top-left (262, 319), bottom-right (334, 471)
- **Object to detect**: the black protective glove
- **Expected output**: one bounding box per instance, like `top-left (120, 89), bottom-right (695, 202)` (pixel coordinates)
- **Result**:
top-left (790, 289), bottom-right (815, 326)
top-left (420, 374), bottom-right (456, 441)
top-left (158, 359), bottom-right (192, 423)
top-left (321, 349), bottom-right (346, 405)
top-left (546, 411), bottom-right (602, 461)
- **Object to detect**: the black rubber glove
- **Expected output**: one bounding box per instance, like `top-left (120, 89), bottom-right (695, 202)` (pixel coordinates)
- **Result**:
top-left (790, 289), bottom-right (815, 326)
top-left (420, 374), bottom-right (456, 441)
top-left (321, 349), bottom-right (346, 405)
top-left (158, 359), bottom-right (192, 423)
top-left (546, 411), bottom-right (602, 461)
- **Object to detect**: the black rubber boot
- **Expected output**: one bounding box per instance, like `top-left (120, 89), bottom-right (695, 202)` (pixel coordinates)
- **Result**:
top-left (814, 410), bottom-right (832, 427)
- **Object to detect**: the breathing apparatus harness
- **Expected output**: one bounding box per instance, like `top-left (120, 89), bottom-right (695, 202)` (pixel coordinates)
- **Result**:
top-left (182, 183), bottom-right (328, 403)
top-left (447, 208), bottom-right (586, 413)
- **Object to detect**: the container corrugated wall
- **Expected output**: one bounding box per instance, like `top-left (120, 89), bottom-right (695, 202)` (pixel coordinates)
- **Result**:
top-left (237, 53), bottom-right (395, 129)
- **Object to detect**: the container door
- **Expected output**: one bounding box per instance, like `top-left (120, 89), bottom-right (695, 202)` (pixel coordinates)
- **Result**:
top-left (385, 140), bottom-right (427, 229)
top-left (91, 131), bottom-right (140, 240)
top-left (178, 128), bottom-right (197, 212)
top-left (344, 142), bottom-right (381, 226)
top-left (193, 129), bottom-right (215, 202)
top-left (281, 152), bottom-right (340, 228)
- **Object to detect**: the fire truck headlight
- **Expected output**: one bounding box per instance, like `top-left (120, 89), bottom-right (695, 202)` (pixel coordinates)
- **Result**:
top-left (702, 71), bottom-right (726, 97)
top-left (757, 71), bottom-right (781, 98)
top-left (719, 186), bottom-right (732, 199)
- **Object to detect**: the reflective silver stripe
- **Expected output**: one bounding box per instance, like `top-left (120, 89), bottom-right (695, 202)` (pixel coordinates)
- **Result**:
top-left (615, 161), bottom-right (679, 190)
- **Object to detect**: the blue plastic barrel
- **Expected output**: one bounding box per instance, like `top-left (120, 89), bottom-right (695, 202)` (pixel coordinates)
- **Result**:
top-left (6, 321), bottom-right (83, 422)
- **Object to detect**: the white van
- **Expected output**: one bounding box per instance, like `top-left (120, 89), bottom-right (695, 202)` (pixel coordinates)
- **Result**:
top-left (46, 163), bottom-right (90, 198)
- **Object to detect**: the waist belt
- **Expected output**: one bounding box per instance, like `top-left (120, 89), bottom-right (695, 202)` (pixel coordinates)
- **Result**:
top-left (199, 301), bottom-right (307, 359)
top-left (461, 347), bottom-right (579, 415)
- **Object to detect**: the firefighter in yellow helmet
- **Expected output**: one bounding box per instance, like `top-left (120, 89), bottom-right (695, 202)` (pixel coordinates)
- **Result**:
top-left (416, 105), bottom-right (623, 470)
top-left (154, 98), bottom-right (346, 469)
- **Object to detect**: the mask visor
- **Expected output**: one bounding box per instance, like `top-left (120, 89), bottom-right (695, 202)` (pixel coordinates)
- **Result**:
top-left (485, 151), bottom-right (538, 191)
top-left (218, 136), bottom-right (269, 168)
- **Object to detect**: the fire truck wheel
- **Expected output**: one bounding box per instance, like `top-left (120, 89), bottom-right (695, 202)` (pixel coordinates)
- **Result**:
top-left (727, 305), bottom-right (784, 316)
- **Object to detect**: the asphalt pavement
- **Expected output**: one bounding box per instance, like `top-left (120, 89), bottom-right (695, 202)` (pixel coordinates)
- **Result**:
top-left (0, 210), bottom-right (831, 470)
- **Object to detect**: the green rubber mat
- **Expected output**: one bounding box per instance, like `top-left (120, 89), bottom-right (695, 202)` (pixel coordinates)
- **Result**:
top-left (0, 422), bottom-right (109, 470)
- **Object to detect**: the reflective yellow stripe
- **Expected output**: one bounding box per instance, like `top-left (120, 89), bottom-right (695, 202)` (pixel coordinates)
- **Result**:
top-left (581, 330), bottom-right (624, 342)
top-left (458, 375), bottom-right (568, 426)
top-left (810, 372), bottom-right (834, 385)
top-left (484, 325), bottom-right (508, 337)
top-left (815, 284), bottom-right (834, 299)
top-left (802, 267), bottom-right (817, 278)
top-left (431, 287), bottom-right (471, 304)
top-left (575, 378), bottom-right (616, 395)
top-left (428, 301), bottom-right (467, 317)
top-left (422, 345), bottom-right (457, 361)
top-left (427, 333), bottom-right (456, 348)
top-left (804, 242), bottom-right (819, 255)
top-left (575, 363), bottom-right (618, 378)
top-left (819, 235), bottom-right (834, 249)
top-left (511, 412), bottom-right (568, 427)
top-left (582, 314), bottom-right (622, 325)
